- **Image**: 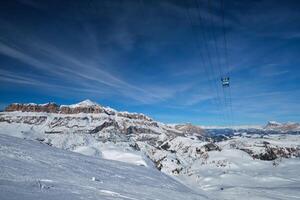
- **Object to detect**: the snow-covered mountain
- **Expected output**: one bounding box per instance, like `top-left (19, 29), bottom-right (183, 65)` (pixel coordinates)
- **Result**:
top-left (264, 121), bottom-right (300, 132)
top-left (1, 100), bottom-right (300, 199)
top-left (201, 121), bottom-right (300, 133)
top-left (0, 100), bottom-right (188, 168)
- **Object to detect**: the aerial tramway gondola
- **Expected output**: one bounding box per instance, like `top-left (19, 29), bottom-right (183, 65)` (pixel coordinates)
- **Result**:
top-left (221, 77), bottom-right (230, 87)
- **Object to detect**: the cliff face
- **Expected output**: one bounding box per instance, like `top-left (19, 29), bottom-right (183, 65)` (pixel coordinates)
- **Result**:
top-left (5, 103), bottom-right (109, 114)
top-left (5, 103), bottom-right (60, 113)
top-left (59, 106), bottom-right (112, 115)
top-left (4, 101), bottom-right (151, 121)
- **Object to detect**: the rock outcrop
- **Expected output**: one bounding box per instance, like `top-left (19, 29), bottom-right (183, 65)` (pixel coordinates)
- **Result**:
top-left (174, 123), bottom-right (204, 135)
top-left (4, 100), bottom-right (151, 121)
top-left (5, 103), bottom-right (60, 113)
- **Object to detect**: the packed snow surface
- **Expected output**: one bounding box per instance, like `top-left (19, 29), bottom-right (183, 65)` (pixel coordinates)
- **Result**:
top-left (0, 134), bottom-right (206, 200)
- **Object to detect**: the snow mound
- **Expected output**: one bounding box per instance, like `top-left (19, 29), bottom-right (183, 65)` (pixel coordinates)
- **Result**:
top-left (101, 149), bottom-right (148, 167)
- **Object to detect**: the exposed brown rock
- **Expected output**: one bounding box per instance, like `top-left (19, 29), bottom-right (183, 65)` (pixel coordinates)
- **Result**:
top-left (4, 103), bottom-right (151, 121)
top-left (5, 103), bottom-right (59, 113)
top-left (5, 103), bottom-right (112, 115)
top-left (59, 106), bottom-right (107, 114)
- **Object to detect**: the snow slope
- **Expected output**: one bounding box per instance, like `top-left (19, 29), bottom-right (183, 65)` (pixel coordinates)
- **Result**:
top-left (180, 148), bottom-right (300, 200)
top-left (0, 134), bottom-right (207, 200)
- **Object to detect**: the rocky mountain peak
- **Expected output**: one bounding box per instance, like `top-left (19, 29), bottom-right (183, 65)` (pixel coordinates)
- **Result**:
top-left (174, 123), bottom-right (204, 135)
top-left (266, 121), bottom-right (282, 126)
top-left (4, 100), bottom-right (106, 114)
top-left (264, 121), bottom-right (300, 132)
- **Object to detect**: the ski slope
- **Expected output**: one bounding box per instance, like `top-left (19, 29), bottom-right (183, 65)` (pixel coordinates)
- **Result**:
top-left (0, 134), bottom-right (207, 200)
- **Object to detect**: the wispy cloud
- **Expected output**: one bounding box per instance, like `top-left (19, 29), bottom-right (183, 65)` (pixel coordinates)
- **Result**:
top-left (0, 25), bottom-right (194, 104)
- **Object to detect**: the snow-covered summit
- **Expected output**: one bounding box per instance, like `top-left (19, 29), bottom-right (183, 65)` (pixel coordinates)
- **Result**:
top-left (266, 121), bottom-right (282, 126)
top-left (67, 99), bottom-right (100, 108)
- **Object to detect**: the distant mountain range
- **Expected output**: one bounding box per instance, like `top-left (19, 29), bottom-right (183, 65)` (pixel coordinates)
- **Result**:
top-left (264, 121), bottom-right (300, 132)
top-left (4, 99), bottom-right (299, 132)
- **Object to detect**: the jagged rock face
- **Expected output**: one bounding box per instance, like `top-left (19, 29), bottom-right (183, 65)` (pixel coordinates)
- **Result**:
top-left (229, 137), bottom-right (300, 161)
top-left (246, 146), bottom-right (300, 161)
top-left (117, 112), bottom-right (152, 121)
top-left (5, 103), bottom-right (111, 114)
top-left (0, 115), bottom-right (47, 125)
top-left (89, 121), bottom-right (119, 134)
top-left (59, 106), bottom-right (110, 114)
top-left (5, 103), bottom-right (60, 113)
top-left (4, 102), bottom-right (151, 121)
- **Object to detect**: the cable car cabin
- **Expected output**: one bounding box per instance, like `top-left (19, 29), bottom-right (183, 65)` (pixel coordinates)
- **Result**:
top-left (221, 77), bottom-right (230, 87)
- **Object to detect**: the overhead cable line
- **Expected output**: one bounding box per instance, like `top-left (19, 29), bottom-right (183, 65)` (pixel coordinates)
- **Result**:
top-left (220, 0), bottom-right (234, 126)
top-left (206, 0), bottom-right (231, 125)
top-left (193, 0), bottom-right (228, 125)
top-left (184, 1), bottom-right (222, 125)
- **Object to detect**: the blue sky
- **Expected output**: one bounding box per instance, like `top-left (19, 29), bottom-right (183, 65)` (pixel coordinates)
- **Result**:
top-left (0, 0), bottom-right (300, 125)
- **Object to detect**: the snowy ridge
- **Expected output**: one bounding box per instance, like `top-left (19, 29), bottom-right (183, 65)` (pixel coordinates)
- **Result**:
top-left (265, 121), bottom-right (300, 132)
top-left (201, 125), bottom-right (263, 130)
top-left (66, 99), bottom-right (100, 108)
top-left (200, 121), bottom-right (300, 132)
top-left (4, 100), bottom-right (152, 121)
